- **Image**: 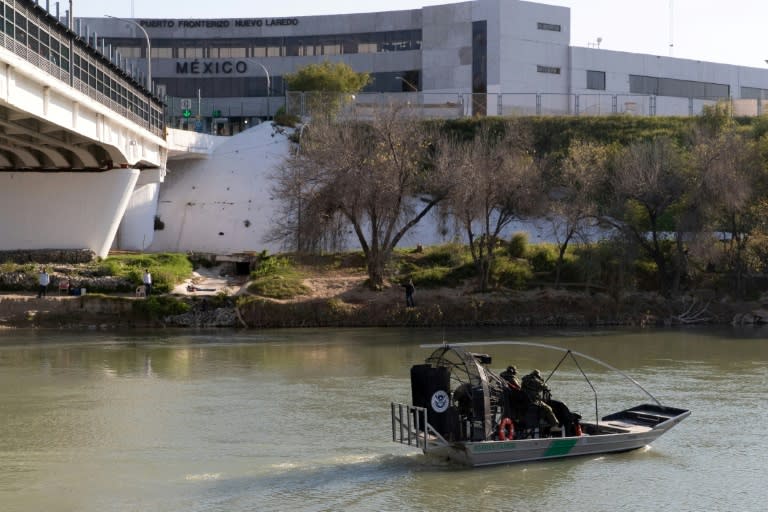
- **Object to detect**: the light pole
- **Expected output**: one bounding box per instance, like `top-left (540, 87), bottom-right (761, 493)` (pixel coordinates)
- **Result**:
top-left (254, 62), bottom-right (271, 97)
top-left (105, 15), bottom-right (151, 94)
top-left (252, 61), bottom-right (271, 118)
top-left (395, 75), bottom-right (418, 92)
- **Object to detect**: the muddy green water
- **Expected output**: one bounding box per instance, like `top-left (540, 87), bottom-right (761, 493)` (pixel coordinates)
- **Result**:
top-left (0, 327), bottom-right (766, 511)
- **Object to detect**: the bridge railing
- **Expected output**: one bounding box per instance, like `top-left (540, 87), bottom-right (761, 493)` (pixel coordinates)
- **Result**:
top-left (0, 0), bottom-right (164, 137)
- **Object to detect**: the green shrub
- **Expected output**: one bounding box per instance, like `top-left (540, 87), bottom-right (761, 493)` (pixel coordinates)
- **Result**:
top-left (527, 244), bottom-right (558, 273)
top-left (251, 255), bottom-right (290, 278)
top-left (508, 232), bottom-right (528, 258)
top-left (132, 296), bottom-right (190, 319)
top-left (0, 261), bottom-right (18, 273)
top-left (419, 243), bottom-right (469, 268)
top-left (490, 256), bottom-right (533, 289)
top-left (274, 106), bottom-right (299, 127)
top-left (410, 266), bottom-right (453, 288)
top-left (248, 256), bottom-right (309, 299)
top-left (248, 274), bottom-right (310, 299)
top-left (101, 253), bottom-right (193, 292)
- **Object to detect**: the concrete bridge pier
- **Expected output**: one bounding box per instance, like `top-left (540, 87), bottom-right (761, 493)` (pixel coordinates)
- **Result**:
top-left (0, 170), bottom-right (140, 259)
top-left (116, 167), bottom-right (166, 252)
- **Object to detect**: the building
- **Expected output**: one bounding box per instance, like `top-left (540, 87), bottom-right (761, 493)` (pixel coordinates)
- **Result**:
top-left (80, 0), bottom-right (768, 134)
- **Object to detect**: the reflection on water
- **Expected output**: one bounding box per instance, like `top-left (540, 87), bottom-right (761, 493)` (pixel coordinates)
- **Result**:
top-left (1, 327), bottom-right (767, 511)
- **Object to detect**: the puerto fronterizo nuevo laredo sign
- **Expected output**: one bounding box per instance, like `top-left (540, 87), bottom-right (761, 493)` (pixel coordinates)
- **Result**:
top-left (139, 18), bottom-right (299, 29)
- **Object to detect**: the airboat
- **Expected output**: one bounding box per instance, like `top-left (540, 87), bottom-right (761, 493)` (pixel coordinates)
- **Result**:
top-left (391, 342), bottom-right (690, 466)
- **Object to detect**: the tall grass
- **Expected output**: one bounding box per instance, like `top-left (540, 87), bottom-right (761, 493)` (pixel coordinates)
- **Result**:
top-left (100, 253), bottom-right (193, 293)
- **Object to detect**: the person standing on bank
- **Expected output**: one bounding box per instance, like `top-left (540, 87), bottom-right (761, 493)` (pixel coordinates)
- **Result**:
top-left (402, 278), bottom-right (415, 307)
top-left (142, 269), bottom-right (152, 297)
top-left (37, 267), bottom-right (50, 298)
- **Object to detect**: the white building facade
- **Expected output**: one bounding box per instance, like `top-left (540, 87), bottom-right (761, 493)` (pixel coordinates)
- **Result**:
top-left (79, 0), bottom-right (768, 133)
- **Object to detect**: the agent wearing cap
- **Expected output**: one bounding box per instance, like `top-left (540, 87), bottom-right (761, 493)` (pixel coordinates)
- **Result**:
top-left (522, 369), bottom-right (558, 427)
top-left (500, 365), bottom-right (521, 389)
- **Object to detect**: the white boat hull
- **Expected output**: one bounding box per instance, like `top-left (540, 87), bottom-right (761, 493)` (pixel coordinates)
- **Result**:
top-left (393, 402), bottom-right (691, 467)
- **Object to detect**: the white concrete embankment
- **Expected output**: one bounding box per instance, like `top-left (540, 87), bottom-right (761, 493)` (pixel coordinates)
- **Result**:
top-left (149, 122), bottom-right (287, 255)
top-left (148, 122), bottom-right (456, 255)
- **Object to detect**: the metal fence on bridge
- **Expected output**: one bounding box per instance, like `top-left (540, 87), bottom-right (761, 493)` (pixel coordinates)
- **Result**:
top-left (0, 0), bottom-right (164, 137)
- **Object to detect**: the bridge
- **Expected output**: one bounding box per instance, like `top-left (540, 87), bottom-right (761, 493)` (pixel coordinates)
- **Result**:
top-left (0, 0), bottom-right (167, 258)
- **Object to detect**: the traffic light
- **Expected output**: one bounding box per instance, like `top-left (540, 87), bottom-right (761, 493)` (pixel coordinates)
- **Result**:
top-left (182, 109), bottom-right (192, 118)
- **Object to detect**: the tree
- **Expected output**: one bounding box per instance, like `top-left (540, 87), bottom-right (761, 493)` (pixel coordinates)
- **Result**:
top-left (692, 128), bottom-right (765, 295)
top-left (609, 137), bottom-right (689, 295)
top-left (272, 103), bottom-right (452, 289)
top-left (437, 121), bottom-right (542, 292)
top-left (284, 61), bottom-right (371, 119)
top-left (547, 140), bottom-right (611, 287)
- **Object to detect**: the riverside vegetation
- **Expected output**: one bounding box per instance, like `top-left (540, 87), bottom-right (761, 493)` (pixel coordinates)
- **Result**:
top-left (4, 108), bottom-right (768, 328)
top-left (0, 236), bottom-right (756, 329)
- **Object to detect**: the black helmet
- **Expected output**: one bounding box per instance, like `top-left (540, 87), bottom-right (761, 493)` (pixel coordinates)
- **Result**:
top-left (506, 365), bottom-right (516, 373)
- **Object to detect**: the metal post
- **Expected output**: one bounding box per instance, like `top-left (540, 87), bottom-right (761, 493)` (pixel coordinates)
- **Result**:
top-left (253, 62), bottom-right (271, 118)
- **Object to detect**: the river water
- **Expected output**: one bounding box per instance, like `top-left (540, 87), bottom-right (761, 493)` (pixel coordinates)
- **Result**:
top-left (0, 327), bottom-right (766, 511)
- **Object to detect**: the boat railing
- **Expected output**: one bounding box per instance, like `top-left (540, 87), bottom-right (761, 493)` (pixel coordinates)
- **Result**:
top-left (391, 402), bottom-right (449, 453)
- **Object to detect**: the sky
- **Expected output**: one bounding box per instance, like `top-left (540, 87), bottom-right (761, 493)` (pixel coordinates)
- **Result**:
top-left (66, 0), bottom-right (768, 68)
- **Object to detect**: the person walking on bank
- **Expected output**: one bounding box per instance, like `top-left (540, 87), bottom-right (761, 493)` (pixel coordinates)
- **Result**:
top-left (37, 267), bottom-right (50, 298)
top-left (142, 269), bottom-right (152, 297)
top-left (402, 278), bottom-right (415, 307)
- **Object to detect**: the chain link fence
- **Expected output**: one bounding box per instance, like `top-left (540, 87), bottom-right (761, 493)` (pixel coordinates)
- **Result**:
top-left (283, 91), bottom-right (762, 120)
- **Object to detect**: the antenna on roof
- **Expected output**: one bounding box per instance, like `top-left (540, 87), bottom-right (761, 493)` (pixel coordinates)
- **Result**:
top-left (668, 0), bottom-right (674, 56)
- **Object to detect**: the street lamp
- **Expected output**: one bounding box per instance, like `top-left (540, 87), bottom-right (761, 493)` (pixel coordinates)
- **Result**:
top-left (105, 15), bottom-right (151, 94)
top-left (251, 61), bottom-right (271, 118)
top-left (395, 75), bottom-right (418, 92)
top-left (254, 62), bottom-right (271, 97)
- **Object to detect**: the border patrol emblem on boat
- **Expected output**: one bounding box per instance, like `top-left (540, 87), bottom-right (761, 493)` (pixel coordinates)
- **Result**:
top-left (431, 390), bottom-right (449, 413)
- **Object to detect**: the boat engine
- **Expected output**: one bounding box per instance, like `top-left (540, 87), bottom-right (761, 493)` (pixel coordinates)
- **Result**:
top-left (410, 364), bottom-right (460, 440)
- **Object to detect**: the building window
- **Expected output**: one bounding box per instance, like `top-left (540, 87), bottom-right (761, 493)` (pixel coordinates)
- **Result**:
top-left (587, 70), bottom-right (605, 90)
top-left (537, 65), bottom-right (560, 75)
top-left (214, 47), bottom-right (247, 58)
top-left (630, 74), bottom-right (729, 99)
top-left (741, 86), bottom-right (768, 99)
top-left (150, 47), bottom-right (172, 59)
top-left (537, 22), bottom-right (561, 32)
top-left (472, 21), bottom-right (487, 94)
top-left (180, 47), bottom-right (204, 58)
top-left (358, 43), bottom-right (377, 54)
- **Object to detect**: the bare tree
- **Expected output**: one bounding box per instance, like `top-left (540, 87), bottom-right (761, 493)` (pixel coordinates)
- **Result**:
top-left (547, 139), bottom-right (611, 287)
top-left (437, 121), bottom-right (542, 292)
top-left (693, 128), bottom-right (764, 295)
top-left (609, 136), bottom-right (688, 295)
top-left (271, 103), bottom-right (451, 289)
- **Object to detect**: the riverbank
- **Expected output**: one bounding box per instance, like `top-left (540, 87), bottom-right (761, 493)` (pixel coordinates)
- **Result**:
top-left (0, 266), bottom-right (758, 329)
